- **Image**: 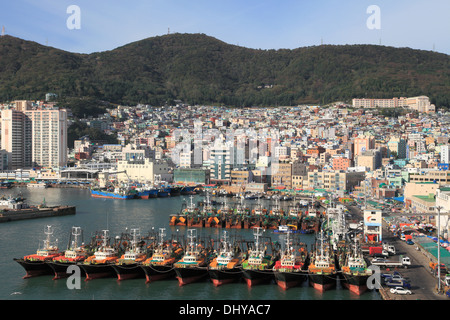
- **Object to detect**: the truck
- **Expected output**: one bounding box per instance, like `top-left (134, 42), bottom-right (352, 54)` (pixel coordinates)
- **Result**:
top-left (382, 242), bottom-right (396, 255)
top-left (370, 256), bottom-right (411, 269)
top-left (369, 246), bottom-right (389, 258)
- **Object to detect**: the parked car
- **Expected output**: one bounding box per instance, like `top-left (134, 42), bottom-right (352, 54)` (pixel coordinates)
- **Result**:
top-left (384, 274), bottom-right (407, 283)
top-left (390, 287), bottom-right (412, 295)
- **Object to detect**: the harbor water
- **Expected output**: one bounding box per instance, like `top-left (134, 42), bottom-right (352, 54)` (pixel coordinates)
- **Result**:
top-left (1, 187), bottom-right (381, 300)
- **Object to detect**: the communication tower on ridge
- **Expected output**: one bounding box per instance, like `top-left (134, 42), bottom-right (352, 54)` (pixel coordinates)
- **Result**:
top-left (1, 26), bottom-right (5, 36)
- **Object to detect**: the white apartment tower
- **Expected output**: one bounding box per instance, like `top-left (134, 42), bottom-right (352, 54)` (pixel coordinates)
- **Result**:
top-left (24, 109), bottom-right (68, 168)
top-left (441, 145), bottom-right (450, 164)
top-left (1, 102), bottom-right (68, 169)
top-left (1, 109), bottom-right (32, 169)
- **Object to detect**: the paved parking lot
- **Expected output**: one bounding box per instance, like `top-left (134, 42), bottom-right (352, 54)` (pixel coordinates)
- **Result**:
top-left (345, 204), bottom-right (448, 300)
top-left (378, 227), bottom-right (447, 300)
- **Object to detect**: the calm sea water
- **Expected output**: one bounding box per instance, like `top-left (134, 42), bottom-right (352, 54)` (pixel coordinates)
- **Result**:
top-left (0, 187), bottom-right (381, 300)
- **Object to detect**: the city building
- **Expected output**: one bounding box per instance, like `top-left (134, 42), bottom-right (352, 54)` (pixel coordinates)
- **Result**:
top-left (23, 108), bottom-right (68, 168)
top-left (436, 187), bottom-right (450, 241)
top-left (352, 96), bottom-right (434, 112)
top-left (209, 142), bottom-right (232, 184)
top-left (364, 207), bottom-right (383, 242)
top-left (173, 168), bottom-right (210, 185)
top-left (441, 145), bottom-right (450, 164)
top-left (356, 149), bottom-right (382, 172)
top-left (0, 109), bottom-right (32, 169)
top-left (117, 159), bottom-right (172, 183)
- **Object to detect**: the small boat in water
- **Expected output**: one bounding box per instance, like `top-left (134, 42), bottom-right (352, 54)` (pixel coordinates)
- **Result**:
top-left (14, 225), bottom-right (61, 278)
top-left (27, 182), bottom-right (48, 188)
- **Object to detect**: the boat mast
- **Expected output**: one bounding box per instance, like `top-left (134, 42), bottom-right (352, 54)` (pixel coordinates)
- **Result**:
top-left (130, 228), bottom-right (140, 251)
top-left (159, 228), bottom-right (166, 247)
top-left (187, 229), bottom-right (197, 253)
top-left (43, 225), bottom-right (55, 249)
top-left (101, 230), bottom-right (109, 248)
top-left (70, 226), bottom-right (82, 250)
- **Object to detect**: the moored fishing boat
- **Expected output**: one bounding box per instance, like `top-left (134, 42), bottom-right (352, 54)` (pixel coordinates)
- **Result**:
top-left (180, 185), bottom-right (197, 195)
top-left (173, 229), bottom-right (210, 286)
top-left (308, 229), bottom-right (337, 292)
top-left (208, 231), bottom-right (244, 286)
top-left (340, 237), bottom-right (373, 295)
top-left (169, 185), bottom-right (182, 196)
top-left (90, 186), bottom-right (136, 200)
top-left (140, 228), bottom-right (183, 283)
top-left (273, 231), bottom-right (309, 290)
top-left (241, 227), bottom-right (278, 287)
top-left (157, 185), bottom-right (171, 197)
top-left (14, 225), bottom-right (61, 278)
top-left (48, 226), bottom-right (90, 280)
top-left (112, 228), bottom-right (148, 281)
top-left (79, 230), bottom-right (119, 280)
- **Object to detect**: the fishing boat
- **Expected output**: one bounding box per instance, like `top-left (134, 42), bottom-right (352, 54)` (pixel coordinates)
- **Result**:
top-left (112, 228), bottom-right (147, 281)
top-left (79, 230), bottom-right (119, 280)
top-left (0, 181), bottom-right (12, 188)
top-left (181, 185), bottom-right (197, 195)
top-left (252, 197), bottom-right (264, 216)
top-left (48, 226), bottom-right (90, 280)
top-left (169, 185), bottom-right (182, 196)
top-left (274, 224), bottom-right (300, 234)
top-left (273, 232), bottom-right (309, 290)
top-left (0, 196), bottom-right (19, 209)
top-left (208, 231), bottom-right (244, 286)
top-left (307, 229), bottom-right (337, 292)
top-left (140, 228), bottom-right (183, 283)
top-left (27, 182), bottom-right (48, 188)
top-left (340, 237), bottom-right (373, 295)
top-left (135, 184), bottom-right (158, 199)
top-left (14, 225), bottom-right (61, 278)
top-left (173, 229), bottom-right (210, 286)
top-left (157, 186), bottom-right (171, 197)
top-left (90, 186), bottom-right (136, 200)
top-left (241, 227), bottom-right (278, 287)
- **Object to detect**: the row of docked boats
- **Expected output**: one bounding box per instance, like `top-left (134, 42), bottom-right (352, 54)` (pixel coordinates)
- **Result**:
top-left (170, 194), bottom-right (321, 233)
top-left (90, 184), bottom-right (198, 200)
top-left (14, 219), bottom-right (374, 295)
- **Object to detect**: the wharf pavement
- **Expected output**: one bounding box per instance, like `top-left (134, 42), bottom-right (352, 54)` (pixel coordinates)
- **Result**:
top-left (345, 204), bottom-right (448, 301)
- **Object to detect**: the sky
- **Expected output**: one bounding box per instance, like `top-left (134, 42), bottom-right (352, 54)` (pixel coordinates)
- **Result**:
top-left (1, 0), bottom-right (450, 55)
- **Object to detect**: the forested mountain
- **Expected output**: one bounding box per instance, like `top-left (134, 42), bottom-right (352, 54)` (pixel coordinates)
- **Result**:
top-left (1, 33), bottom-right (449, 108)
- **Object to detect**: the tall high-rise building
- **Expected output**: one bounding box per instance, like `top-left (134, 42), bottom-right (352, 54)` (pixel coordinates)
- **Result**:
top-left (1, 109), bottom-right (32, 169)
top-left (441, 145), bottom-right (450, 164)
top-left (24, 109), bottom-right (68, 168)
top-left (1, 104), bottom-right (68, 169)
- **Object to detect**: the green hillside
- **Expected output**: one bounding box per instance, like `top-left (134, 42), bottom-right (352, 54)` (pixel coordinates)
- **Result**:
top-left (1, 33), bottom-right (449, 108)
